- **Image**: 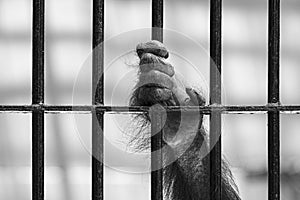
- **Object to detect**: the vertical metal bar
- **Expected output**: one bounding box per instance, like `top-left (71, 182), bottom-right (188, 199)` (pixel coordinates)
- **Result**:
top-left (152, 0), bottom-right (163, 42)
top-left (32, 0), bottom-right (45, 200)
top-left (32, 0), bottom-right (45, 105)
top-left (92, 0), bottom-right (104, 200)
top-left (32, 111), bottom-right (44, 200)
top-left (150, 108), bottom-right (163, 200)
top-left (151, 1), bottom-right (164, 200)
top-left (268, 0), bottom-right (280, 200)
top-left (209, 0), bottom-right (222, 199)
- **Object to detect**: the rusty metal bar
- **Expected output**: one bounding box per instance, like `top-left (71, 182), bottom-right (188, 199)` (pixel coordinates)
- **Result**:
top-left (268, 0), bottom-right (280, 199)
top-left (32, 0), bottom-right (45, 199)
top-left (209, 0), bottom-right (222, 199)
top-left (92, 0), bottom-right (104, 200)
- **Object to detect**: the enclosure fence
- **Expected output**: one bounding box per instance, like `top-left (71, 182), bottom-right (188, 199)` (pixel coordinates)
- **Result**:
top-left (0, 0), bottom-right (298, 200)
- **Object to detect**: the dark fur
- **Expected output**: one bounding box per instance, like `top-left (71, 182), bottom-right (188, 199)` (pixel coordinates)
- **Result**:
top-left (129, 93), bottom-right (241, 199)
top-left (128, 42), bottom-right (241, 200)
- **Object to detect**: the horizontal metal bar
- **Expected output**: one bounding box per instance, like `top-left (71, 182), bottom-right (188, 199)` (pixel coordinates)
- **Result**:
top-left (0, 104), bottom-right (300, 113)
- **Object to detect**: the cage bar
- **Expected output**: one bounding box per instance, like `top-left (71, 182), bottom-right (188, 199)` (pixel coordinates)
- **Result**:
top-left (209, 0), bottom-right (222, 199)
top-left (32, 0), bottom-right (45, 200)
top-left (268, 0), bottom-right (280, 199)
top-left (150, 108), bottom-right (164, 200)
top-left (0, 1), bottom-right (288, 199)
top-left (151, 0), bottom-right (164, 200)
top-left (152, 0), bottom-right (163, 42)
top-left (32, 111), bottom-right (44, 200)
top-left (32, 0), bottom-right (45, 105)
top-left (92, 0), bottom-right (104, 200)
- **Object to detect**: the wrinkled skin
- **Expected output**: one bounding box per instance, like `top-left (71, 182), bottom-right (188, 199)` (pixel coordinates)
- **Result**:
top-left (130, 40), bottom-right (241, 200)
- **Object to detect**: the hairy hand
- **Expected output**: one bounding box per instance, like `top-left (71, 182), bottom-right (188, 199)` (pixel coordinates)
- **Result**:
top-left (132, 40), bottom-right (206, 150)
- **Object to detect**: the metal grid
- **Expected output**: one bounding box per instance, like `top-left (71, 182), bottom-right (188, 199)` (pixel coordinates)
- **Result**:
top-left (0, 0), bottom-right (295, 199)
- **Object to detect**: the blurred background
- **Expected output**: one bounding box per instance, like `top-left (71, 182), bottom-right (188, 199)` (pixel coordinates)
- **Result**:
top-left (1, 0), bottom-right (300, 199)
